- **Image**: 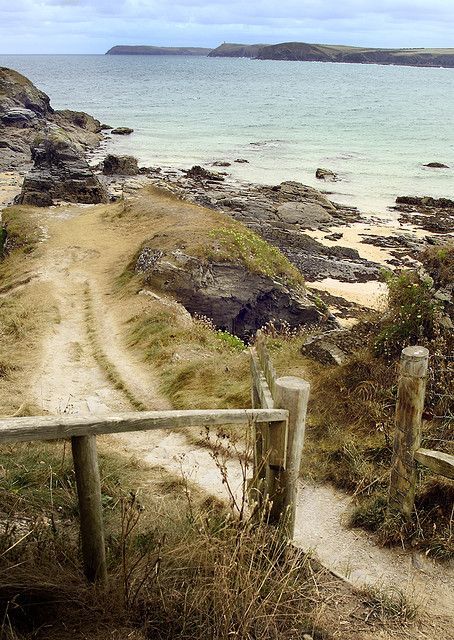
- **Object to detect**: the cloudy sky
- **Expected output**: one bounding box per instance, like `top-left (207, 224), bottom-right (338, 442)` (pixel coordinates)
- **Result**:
top-left (0, 0), bottom-right (453, 54)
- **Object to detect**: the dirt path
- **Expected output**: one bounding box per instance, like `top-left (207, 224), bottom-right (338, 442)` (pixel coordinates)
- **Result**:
top-left (21, 200), bottom-right (454, 638)
top-left (32, 202), bottom-right (245, 505)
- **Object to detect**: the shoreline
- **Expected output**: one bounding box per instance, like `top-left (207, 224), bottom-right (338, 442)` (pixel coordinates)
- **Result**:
top-left (2, 112), bottom-right (452, 321)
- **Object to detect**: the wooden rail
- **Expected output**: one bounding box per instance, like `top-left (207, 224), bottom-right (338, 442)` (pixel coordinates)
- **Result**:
top-left (0, 409), bottom-right (287, 444)
top-left (0, 406), bottom-right (288, 584)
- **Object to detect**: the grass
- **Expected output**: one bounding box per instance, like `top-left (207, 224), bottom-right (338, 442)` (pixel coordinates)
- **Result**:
top-left (0, 440), bottom-right (329, 640)
top-left (0, 205), bottom-right (56, 416)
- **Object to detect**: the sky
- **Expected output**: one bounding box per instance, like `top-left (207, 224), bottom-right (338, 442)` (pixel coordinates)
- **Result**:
top-left (0, 0), bottom-right (453, 54)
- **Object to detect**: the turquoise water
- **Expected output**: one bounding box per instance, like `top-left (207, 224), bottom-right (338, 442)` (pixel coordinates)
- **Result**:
top-left (1, 54), bottom-right (453, 214)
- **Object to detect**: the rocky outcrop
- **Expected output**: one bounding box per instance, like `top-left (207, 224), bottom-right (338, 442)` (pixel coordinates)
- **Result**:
top-left (394, 196), bottom-right (454, 234)
top-left (424, 162), bottom-right (449, 168)
top-left (145, 170), bottom-right (381, 282)
top-left (16, 133), bottom-right (108, 206)
top-left (135, 248), bottom-right (326, 338)
top-left (102, 154), bottom-right (138, 176)
top-left (0, 67), bottom-right (105, 170)
top-left (316, 167), bottom-right (338, 181)
top-left (111, 127), bottom-right (134, 135)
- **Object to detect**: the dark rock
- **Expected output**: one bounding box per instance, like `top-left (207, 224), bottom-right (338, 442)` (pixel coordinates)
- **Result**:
top-left (184, 165), bottom-right (225, 182)
top-left (102, 154), bottom-right (139, 176)
top-left (394, 195), bottom-right (454, 234)
top-left (111, 127), bottom-right (134, 135)
top-left (135, 248), bottom-right (325, 338)
top-left (325, 232), bottom-right (343, 240)
top-left (234, 158), bottom-right (249, 163)
top-left (16, 132), bottom-right (108, 206)
top-left (316, 167), bottom-right (338, 181)
top-left (424, 162), bottom-right (449, 168)
top-left (212, 161), bottom-right (231, 167)
top-left (100, 123), bottom-right (113, 130)
top-left (1, 107), bottom-right (37, 127)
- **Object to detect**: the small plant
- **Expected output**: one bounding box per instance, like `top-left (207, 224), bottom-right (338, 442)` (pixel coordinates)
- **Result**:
top-left (374, 269), bottom-right (442, 358)
top-left (360, 585), bottom-right (418, 623)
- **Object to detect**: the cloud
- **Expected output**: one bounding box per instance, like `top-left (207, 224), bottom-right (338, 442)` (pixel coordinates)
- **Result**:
top-left (0, 0), bottom-right (453, 53)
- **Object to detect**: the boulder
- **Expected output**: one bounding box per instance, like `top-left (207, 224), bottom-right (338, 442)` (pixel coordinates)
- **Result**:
top-left (135, 248), bottom-right (324, 338)
top-left (102, 154), bottom-right (139, 175)
top-left (424, 162), bottom-right (449, 168)
top-left (56, 109), bottom-right (102, 133)
top-left (276, 201), bottom-right (334, 228)
top-left (212, 161), bottom-right (231, 167)
top-left (316, 167), bottom-right (338, 181)
top-left (111, 127), bottom-right (134, 135)
top-left (184, 165), bottom-right (225, 182)
top-left (234, 158), bottom-right (249, 163)
top-left (301, 333), bottom-right (348, 365)
top-left (16, 132), bottom-right (108, 206)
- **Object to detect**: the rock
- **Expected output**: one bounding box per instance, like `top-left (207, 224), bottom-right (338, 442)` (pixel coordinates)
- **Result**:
top-left (316, 167), bottom-right (338, 181)
top-left (325, 232), bottom-right (343, 240)
top-left (301, 332), bottom-right (348, 365)
top-left (184, 165), bottom-right (225, 182)
top-left (234, 158), bottom-right (249, 163)
top-left (424, 162), bottom-right (449, 168)
top-left (16, 132), bottom-right (108, 206)
top-left (56, 109), bottom-right (102, 134)
top-left (100, 123), bottom-right (113, 130)
top-left (394, 195), bottom-right (454, 234)
top-left (276, 201), bottom-right (334, 228)
top-left (135, 248), bottom-right (325, 338)
top-left (1, 107), bottom-right (37, 127)
top-left (111, 127), bottom-right (134, 135)
top-left (102, 154), bottom-right (139, 176)
top-left (0, 67), bottom-right (104, 171)
top-left (212, 161), bottom-right (231, 167)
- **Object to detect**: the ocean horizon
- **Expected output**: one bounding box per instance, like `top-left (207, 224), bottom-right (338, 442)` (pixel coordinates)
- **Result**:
top-left (1, 53), bottom-right (453, 216)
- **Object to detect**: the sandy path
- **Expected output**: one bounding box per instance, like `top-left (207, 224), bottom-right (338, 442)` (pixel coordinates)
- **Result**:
top-left (24, 200), bottom-right (453, 638)
top-left (32, 203), bottom-right (245, 506)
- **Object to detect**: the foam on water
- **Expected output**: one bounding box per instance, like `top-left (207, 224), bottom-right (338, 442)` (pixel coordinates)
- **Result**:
top-left (1, 54), bottom-right (453, 215)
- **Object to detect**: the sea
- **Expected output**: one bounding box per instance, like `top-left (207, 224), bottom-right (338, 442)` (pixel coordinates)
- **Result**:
top-left (1, 54), bottom-right (453, 215)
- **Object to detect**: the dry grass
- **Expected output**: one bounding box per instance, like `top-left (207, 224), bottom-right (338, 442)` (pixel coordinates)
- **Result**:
top-left (0, 205), bottom-right (56, 416)
top-left (0, 440), bottom-right (327, 640)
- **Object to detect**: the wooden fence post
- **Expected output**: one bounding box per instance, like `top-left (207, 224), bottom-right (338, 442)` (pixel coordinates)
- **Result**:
top-left (250, 374), bottom-right (267, 509)
top-left (71, 435), bottom-right (108, 584)
top-left (272, 376), bottom-right (310, 536)
top-left (389, 345), bottom-right (429, 519)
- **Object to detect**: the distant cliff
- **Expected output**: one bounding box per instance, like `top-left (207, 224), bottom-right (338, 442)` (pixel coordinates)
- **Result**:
top-left (209, 42), bottom-right (454, 68)
top-left (106, 45), bottom-right (212, 56)
top-left (206, 43), bottom-right (266, 58)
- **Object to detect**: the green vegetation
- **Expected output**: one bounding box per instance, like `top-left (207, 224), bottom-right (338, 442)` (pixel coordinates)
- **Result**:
top-left (207, 226), bottom-right (305, 289)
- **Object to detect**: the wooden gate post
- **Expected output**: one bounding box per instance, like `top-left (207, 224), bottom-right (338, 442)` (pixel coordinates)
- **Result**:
top-left (71, 435), bottom-right (108, 584)
top-left (389, 346), bottom-right (429, 519)
top-left (273, 376), bottom-right (310, 537)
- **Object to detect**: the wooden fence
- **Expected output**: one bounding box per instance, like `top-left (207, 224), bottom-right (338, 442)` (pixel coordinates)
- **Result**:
top-left (0, 405), bottom-right (293, 584)
top-left (0, 338), bottom-right (452, 583)
top-left (389, 345), bottom-right (454, 519)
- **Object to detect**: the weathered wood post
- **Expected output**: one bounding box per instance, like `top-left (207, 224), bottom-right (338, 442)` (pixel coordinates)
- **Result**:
top-left (71, 435), bottom-right (108, 584)
top-left (389, 346), bottom-right (429, 519)
top-left (272, 376), bottom-right (310, 536)
top-left (250, 372), bottom-right (268, 509)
